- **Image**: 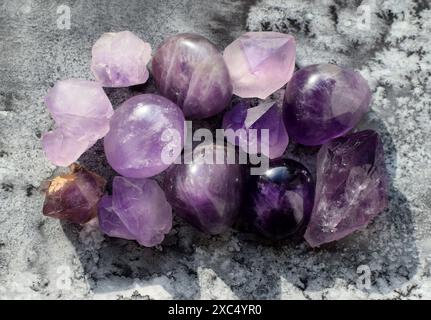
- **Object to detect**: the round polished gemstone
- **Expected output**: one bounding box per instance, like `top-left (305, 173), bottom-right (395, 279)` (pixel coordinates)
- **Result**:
top-left (98, 176), bottom-right (172, 247)
top-left (283, 64), bottom-right (371, 146)
top-left (152, 33), bottom-right (232, 119)
top-left (163, 143), bottom-right (244, 234)
top-left (104, 94), bottom-right (185, 178)
top-left (246, 159), bottom-right (314, 240)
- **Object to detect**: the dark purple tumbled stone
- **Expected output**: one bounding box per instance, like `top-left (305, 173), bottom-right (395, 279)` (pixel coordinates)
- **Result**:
top-left (152, 33), bottom-right (232, 119)
top-left (163, 143), bottom-right (244, 234)
top-left (283, 64), bottom-right (372, 146)
top-left (246, 159), bottom-right (314, 240)
top-left (304, 130), bottom-right (389, 247)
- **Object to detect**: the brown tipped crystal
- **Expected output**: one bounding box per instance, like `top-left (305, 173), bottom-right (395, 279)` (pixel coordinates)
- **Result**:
top-left (42, 164), bottom-right (106, 224)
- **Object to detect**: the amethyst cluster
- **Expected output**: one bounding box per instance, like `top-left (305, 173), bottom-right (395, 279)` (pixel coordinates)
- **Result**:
top-left (41, 29), bottom-right (389, 248)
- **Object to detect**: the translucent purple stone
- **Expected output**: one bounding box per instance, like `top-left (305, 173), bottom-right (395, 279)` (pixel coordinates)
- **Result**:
top-left (163, 144), bottom-right (244, 234)
top-left (283, 64), bottom-right (372, 146)
top-left (42, 79), bottom-right (114, 166)
top-left (98, 176), bottom-right (172, 247)
top-left (222, 100), bottom-right (289, 159)
top-left (304, 130), bottom-right (389, 247)
top-left (152, 33), bottom-right (232, 119)
top-left (91, 31), bottom-right (152, 87)
top-left (246, 159), bottom-right (314, 240)
top-left (104, 94), bottom-right (185, 178)
top-left (43, 164), bottom-right (106, 224)
top-left (223, 32), bottom-right (296, 99)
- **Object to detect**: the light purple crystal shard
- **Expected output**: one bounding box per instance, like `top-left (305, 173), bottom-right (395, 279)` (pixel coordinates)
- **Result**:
top-left (42, 79), bottom-right (114, 166)
top-left (98, 176), bottom-right (172, 247)
top-left (104, 94), bottom-right (185, 178)
top-left (163, 144), bottom-right (244, 234)
top-left (222, 101), bottom-right (289, 159)
top-left (223, 32), bottom-right (296, 99)
top-left (91, 31), bottom-right (152, 87)
top-left (304, 130), bottom-right (388, 247)
top-left (152, 33), bottom-right (232, 119)
top-left (283, 64), bottom-right (372, 146)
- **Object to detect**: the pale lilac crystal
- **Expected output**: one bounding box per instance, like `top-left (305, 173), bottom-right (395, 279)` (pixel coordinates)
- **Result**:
top-left (104, 94), bottom-right (185, 178)
top-left (283, 64), bottom-right (372, 146)
top-left (304, 130), bottom-right (389, 247)
top-left (223, 32), bottom-right (296, 99)
top-left (222, 101), bottom-right (289, 159)
top-left (152, 33), bottom-right (232, 119)
top-left (163, 143), bottom-right (244, 234)
top-left (42, 79), bottom-right (114, 167)
top-left (91, 31), bottom-right (152, 87)
top-left (98, 176), bottom-right (172, 247)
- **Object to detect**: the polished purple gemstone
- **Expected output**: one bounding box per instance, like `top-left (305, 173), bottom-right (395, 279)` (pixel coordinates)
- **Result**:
top-left (152, 33), bottom-right (232, 119)
top-left (283, 64), bottom-right (372, 146)
top-left (104, 94), bottom-right (185, 178)
top-left (98, 176), bottom-right (172, 247)
top-left (223, 31), bottom-right (296, 99)
top-left (246, 159), bottom-right (314, 240)
top-left (43, 164), bottom-right (106, 224)
top-left (91, 31), bottom-right (152, 87)
top-left (42, 79), bottom-right (114, 166)
top-left (222, 100), bottom-right (289, 159)
top-left (163, 143), bottom-right (244, 234)
top-left (304, 130), bottom-right (389, 247)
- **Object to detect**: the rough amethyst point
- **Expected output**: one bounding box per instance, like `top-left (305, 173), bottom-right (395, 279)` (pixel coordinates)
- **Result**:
top-left (98, 176), bottom-right (172, 247)
top-left (304, 130), bottom-right (389, 247)
top-left (91, 31), bottom-right (152, 87)
top-left (283, 64), bottom-right (372, 146)
top-left (42, 79), bottom-right (114, 166)
top-left (223, 32), bottom-right (296, 99)
top-left (247, 159), bottom-right (314, 240)
top-left (222, 100), bottom-right (289, 159)
top-left (163, 144), bottom-right (244, 234)
top-left (104, 94), bottom-right (185, 178)
top-left (43, 164), bottom-right (106, 224)
top-left (152, 33), bottom-right (232, 119)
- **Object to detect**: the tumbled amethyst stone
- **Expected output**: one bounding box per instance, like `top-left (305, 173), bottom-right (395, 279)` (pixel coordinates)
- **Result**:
top-left (163, 144), bottom-right (244, 234)
top-left (304, 130), bottom-right (389, 247)
top-left (246, 159), bottom-right (314, 240)
top-left (283, 64), bottom-right (372, 146)
top-left (98, 176), bottom-right (172, 247)
top-left (152, 33), bottom-right (232, 119)
top-left (222, 100), bottom-right (289, 159)
top-left (104, 94), bottom-right (185, 178)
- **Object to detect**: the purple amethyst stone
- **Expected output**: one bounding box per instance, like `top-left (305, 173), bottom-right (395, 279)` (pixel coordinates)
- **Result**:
top-left (247, 159), bottom-right (314, 240)
top-left (152, 33), bottom-right (232, 119)
top-left (283, 64), bottom-right (372, 146)
top-left (304, 130), bottom-right (389, 247)
top-left (163, 143), bottom-right (244, 234)
top-left (104, 94), bottom-right (185, 178)
top-left (98, 176), bottom-right (172, 247)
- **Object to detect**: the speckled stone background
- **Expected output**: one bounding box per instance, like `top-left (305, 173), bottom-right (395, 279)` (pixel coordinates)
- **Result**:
top-left (0, 0), bottom-right (430, 299)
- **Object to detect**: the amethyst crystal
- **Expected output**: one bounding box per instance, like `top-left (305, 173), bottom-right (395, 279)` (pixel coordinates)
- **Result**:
top-left (91, 31), bottom-right (152, 87)
top-left (104, 94), bottom-right (185, 178)
top-left (222, 100), bottom-right (289, 159)
top-left (163, 143), bottom-right (244, 234)
top-left (42, 79), bottom-right (114, 166)
top-left (98, 176), bottom-right (172, 247)
top-left (152, 33), bottom-right (232, 119)
top-left (223, 32), bottom-right (296, 99)
top-left (304, 130), bottom-right (389, 247)
top-left (283, 64), bottom-right (372, 146)
top-left (247, 159), bottom-right (314, 240)
top-left (43, 164), bottom-right (106, 224)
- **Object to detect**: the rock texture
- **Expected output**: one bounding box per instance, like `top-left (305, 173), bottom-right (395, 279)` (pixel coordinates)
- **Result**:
top-left (0, 0), bottom-right (430, 300)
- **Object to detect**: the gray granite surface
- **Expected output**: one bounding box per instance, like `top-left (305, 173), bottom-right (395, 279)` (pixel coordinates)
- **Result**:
top-left (0, 0), bottom-right (430, 299)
